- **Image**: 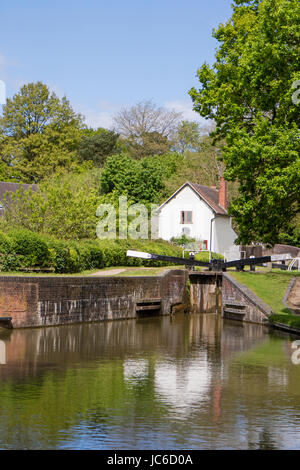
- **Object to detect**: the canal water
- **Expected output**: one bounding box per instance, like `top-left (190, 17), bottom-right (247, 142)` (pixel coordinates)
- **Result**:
top-left (0, 313), bottom-right (299, 450)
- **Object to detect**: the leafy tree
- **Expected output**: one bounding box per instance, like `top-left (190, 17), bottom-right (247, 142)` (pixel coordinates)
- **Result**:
top-left (113, 100), bottom-right (182, 158)
top-left (127, 131), bottom-right (172, 158)
top-left (0, 169), bottom-right (102, 239)
top-left (189, 0), bottom-right (300, 246)
top-left (78, 127), bottom-right (120, 167)
top-left (173, 120), bottom-right (201, 153)
top-left (100, 153), bottom-right (183, 204)
top-left (0, 82), bottom-right (84, 182)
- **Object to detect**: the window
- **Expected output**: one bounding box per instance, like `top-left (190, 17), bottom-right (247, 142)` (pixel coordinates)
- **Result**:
top-left (182, 227), bottom-right (191, 236)
top-left (180, 211), bottom-right (193, 224)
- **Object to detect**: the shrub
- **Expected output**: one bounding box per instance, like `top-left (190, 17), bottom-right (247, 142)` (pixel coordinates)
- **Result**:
top-left (47, 240), bottom-right (79, 274)
top-left (0, 228), bottom-right (188, 273)
top-left (0, 253), bottom-right (21, 271)
top-left (0, 230), bottom-right (12, 254)
top-left (84, 242), bottom-right (104, 270)
top-left (195, 251), bottom-right (224, 263)
top-left (8, 229), bottom-right (51, 268)
top-left (170, 235), bottom-right (195, 246)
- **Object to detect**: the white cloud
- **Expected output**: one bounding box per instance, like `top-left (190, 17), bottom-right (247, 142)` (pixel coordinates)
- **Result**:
top-left (164, 99), bottom-right (211, 126)
top-left (76, 100), bottom-right (124, 129)
top-left (0, 54), bottom-right (6, 75)
top-left (76, 98), bottom-right (214, 131)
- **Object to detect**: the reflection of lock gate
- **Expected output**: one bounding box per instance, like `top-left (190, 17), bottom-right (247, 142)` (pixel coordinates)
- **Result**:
top-left (127, 250), bottom-right (271, 272)
top-left (0, 340), bottom-right (6, 365)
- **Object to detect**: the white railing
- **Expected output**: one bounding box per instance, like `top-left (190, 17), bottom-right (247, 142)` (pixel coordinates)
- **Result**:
top-left (288, 257), bottom-right (300, 271)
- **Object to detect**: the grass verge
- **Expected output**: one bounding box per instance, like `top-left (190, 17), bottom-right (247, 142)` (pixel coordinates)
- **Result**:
top-left (229, 270), bottom-right (300, 328)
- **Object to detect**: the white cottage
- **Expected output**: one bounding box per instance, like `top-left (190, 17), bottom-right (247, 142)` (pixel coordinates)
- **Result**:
top-left (157, 178), bottom-right (238, 257)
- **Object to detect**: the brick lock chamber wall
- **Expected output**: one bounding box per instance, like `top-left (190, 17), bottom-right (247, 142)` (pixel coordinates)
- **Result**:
top-left (0, 270), bottom-right (188, 328)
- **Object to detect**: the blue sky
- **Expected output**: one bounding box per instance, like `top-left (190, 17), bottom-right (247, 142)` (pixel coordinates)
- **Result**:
top-left (0, 0), bottom-right (233, 128)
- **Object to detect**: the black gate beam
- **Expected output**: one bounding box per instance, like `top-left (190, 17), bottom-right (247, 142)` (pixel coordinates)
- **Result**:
top-left (126, 250), bottom-right (271, 272)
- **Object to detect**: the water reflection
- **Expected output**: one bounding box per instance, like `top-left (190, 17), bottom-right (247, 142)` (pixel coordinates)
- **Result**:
top-left (0, 314), bottom-right (299, 449)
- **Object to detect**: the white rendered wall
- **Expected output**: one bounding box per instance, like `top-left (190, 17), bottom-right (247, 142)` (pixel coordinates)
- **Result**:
top-left (212, 216), bottom-right (238, 256)
top-left (158, 186), bottom-right (214, 243)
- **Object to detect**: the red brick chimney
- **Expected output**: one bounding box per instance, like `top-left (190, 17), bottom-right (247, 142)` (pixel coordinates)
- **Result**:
top-left (218, 177), bottom-right (227, 210)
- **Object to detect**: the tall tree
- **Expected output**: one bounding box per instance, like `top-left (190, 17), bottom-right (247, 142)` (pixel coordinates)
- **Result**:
top-left (0, 82), bottom-right (84, 182)
top-left (113, 100), bottom-right (182, 158)
top-left (100, 153), bottom-right (183, 204)
top-left (173, 120), bottom-right (202, 154)
top-left (78, 127), bottom-right (120, 167)
top-left (189, 0), bottom-right (300, 246)
top-left (1, 169), bottom-right (102, 239)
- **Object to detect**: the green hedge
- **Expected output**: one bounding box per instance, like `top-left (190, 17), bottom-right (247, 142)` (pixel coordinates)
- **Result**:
top-left (0, 229), bottom-right (183, 273)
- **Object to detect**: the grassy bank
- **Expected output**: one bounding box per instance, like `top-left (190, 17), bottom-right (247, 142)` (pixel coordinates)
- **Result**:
top-left (229, 270), bottom-right (300, 328)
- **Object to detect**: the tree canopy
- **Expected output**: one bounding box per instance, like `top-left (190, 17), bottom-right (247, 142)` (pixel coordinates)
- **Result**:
top-left (100, 152), bottom-right (183, 205)
top-left (113, 100), bottom-right (182, 158)
top-left (0, 169), bottom-right (102, 240)
top-left (0, 82), bottom-right (84, 183)
top-left (189, 0), bottom-right (300, 246)
top-left (78, 127), bottom-right (120, 167)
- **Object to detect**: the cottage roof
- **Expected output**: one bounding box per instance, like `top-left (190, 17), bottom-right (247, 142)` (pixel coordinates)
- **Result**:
top-left (157, 181), bottom-right (228, 216)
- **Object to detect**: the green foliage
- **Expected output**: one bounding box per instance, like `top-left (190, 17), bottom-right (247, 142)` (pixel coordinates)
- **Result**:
top-left (189, 0), bottom-right (300, 246)
top-left (5, 229), bottom-right (51, 268)
top-left (278, 214), bottom-right (300, 247)
top-left (0, 253), bottom-right (20, 271)
top-left (171, 235), bottom-right (195, 246)
top-left (78, 128), bottom-right (119, 167)
top-left (0, 230), bottom-right (12, 253)
top-left (195, 251), bottom-right (224, 262)
top-left (0, 229), bottom-right (183, 273)
top-left (0, 82), bottom-right (84, 183)
top-left (164, 135), bottom-right (242, 205)
top-left (225, 121), bottom-right (300, 245)
top-left (269, 313), bottom-right (300, 329)
top-left (173, 120), bottom-right (201, 154)
top-left (1, 169), bottom-right (102, 240)
top-left (46, 239), bottom-right (105, 274)
top-left (100, 152), bottom-right (183, 204)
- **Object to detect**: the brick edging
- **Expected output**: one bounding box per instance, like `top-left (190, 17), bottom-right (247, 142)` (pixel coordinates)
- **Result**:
top-left (282, 277), bottom-right (299, 316)
top-left (223, 272), bottom-right (273, 318)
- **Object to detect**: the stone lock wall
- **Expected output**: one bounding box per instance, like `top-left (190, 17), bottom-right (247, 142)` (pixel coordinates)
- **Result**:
top-left (222, 273), bottom-right (272, 324)
top-left (0, 270), bottom-right (188, 328)
top-left (189, 272), bottom-right (223, 313)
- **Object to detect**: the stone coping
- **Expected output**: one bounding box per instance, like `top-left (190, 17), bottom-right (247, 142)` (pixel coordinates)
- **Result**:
top-left (283, 277), bottom-right (300, 316)
top-left (223, 272), bottom-right (273, 318)
top-left (0, 268), bottom-right (185, 282)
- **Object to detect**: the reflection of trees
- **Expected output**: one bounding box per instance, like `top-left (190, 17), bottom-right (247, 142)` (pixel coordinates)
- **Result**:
top-left (0, 315), bottom-right (298, 449)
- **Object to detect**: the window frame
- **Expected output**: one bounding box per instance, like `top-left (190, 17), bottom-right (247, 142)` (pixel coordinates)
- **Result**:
top-left (180, 211), bottom-right (193, 224)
